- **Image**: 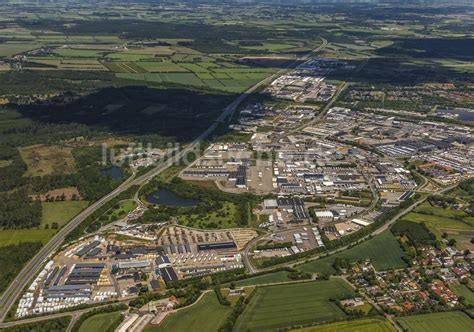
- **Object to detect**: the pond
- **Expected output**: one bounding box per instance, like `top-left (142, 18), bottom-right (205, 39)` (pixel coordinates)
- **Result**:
top-left (102, 166), bottom-right (123, 180)
top-left (437, 108), bottom-right (474, 121)
top-left (146, 188), bottom-right (200, 207)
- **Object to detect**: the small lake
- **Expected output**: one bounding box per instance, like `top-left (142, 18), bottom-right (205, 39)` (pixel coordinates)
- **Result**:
top-left (146, 188), bottom-right (200, 207)
top-left (437, 108), bottom-right (474, 121)
top-left (102, 166), bottom-right (123, 180)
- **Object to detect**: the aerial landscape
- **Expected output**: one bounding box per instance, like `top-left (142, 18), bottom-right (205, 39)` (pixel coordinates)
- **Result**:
top-left (0, 0), bottom-right (473, 331)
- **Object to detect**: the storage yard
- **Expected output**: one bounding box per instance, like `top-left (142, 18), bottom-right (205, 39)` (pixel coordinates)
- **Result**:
top-left (15, 225), bottom-right (256, 318)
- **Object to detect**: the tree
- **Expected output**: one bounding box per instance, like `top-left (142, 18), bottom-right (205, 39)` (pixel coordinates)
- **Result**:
top-left (200, 276), bottom-right (213, 289)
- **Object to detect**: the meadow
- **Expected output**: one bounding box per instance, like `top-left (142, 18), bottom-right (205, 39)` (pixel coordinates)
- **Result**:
top-left (102, 199), bottom-right (137, 223)
top-left (292, 317), bottom-right (397, 332)
top-left (0, 200), bottom-right (88, 246)
top-left (395, 311), bottom-right (474, 332)
top-left (177, 201), bottom-right (240, 229)
top-left (298, 231), bottom-right (406, 274)
top-left (234, 279), bottom-right (355, 331)
top-left (78, 311), bottom-right (123, 332)
top-left (234, 270), bottom-right (292, 287)
top-left (144, 292), bottom-right (232, 332)
top-left (401, 199), bottom-right (474, 251)
top-left (450, 284), bottom-right (474, 306)
top-left (18, 144), bottom-right (76, 177)
top-left (3, 33), bottom-right (278, 93)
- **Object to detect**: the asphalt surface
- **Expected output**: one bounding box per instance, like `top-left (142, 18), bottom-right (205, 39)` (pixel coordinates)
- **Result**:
top-left (243, 182), bottom-right (459, 273)
top-left (0, 39), bottom-right (328, 323)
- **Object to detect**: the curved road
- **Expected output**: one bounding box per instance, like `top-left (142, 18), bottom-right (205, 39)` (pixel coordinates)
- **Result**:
top-left (0, 39), bottom-right (328, 323)
top-left (243, 182), bottom-right (459, 273)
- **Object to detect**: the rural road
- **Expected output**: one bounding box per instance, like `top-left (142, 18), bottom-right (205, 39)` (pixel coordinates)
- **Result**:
top-left (0, 39), bottom-right (328, 323)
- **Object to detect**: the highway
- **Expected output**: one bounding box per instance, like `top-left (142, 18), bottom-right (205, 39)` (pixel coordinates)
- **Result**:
top-left (0, 39), bottom-right (328, 323)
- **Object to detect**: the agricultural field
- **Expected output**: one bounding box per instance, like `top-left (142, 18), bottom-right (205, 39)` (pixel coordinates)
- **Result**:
top-left (78, 311), bottom-right (123, 332)
top-left (395, 311), bottom-right (474, 332)
top-left (234, 279), bottom-right (355, 331)
top-left (0, 42), bottom-right (41, 57)
top-left (234, 270), bottom-right (292, 287)
top-left (0, 229), bottom-right (54, 247)
top-left (450, 284), bottom-right (474, 306)
top-left (400, 198), bottom-right (474, 251)
top-left (0, 201), bottom-right (88, 246)
top-left (19, 144), bottom-right (76, 177)
top-left (298, 231), bottom-right (406, 274)
top-left (144, 292), bottom-right (232, 332)
top-left (292, 317), bottom-right (397, 332)
top-left (41, 201), bottom-right (89, 229)
top-left (0, 29), bottom-right (279, 93)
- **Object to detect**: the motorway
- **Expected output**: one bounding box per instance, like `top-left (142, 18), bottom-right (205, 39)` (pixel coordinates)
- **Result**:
top-left (0, 39), bottom-right (328, 324)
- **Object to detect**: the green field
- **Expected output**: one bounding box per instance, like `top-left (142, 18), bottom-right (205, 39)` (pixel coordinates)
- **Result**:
top-left (234, 270), bottom-right (292, 287)
top-left (292, 317), bottom-right (397, 332)
top-left (396, 311), bottom-right (473, 332)
top-left (298, 231), bottom-right (406, 274)
top-left (78, 311), bottom-right (123, 332)
top-left (144, 292), bottom-right (232, 332)
top-left (235, 279), bottom-right (355, 331)
top-left (104, 199), bottom-right (136, 222)
top-left (401, 199), bottom-right (474, 251)
top-left (177, 201), bottom-right (240, 229)
top-left (0, 201), bottom-right (88, 246)
top-left (450, 284), bottom-right (474, 305)
top-left (41, 201), bottom-right (89, 228)
top-left (0, 42), bottom-right (41, 56)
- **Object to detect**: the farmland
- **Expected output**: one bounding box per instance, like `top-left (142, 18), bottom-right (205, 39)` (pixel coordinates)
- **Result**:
top-left (234, 270), bottom-right (292, 287)
top-left (41, 201), bottom-right (89, 229)
top-left (234, 279), bottom-right (355, 331)
top-left (450, 284), bottom-right (474, 305)
top-left (0, 201), bottom-right (88, 246)
top-left (298, 231), bottom-right (406, 274)
top-left (78, 311), bottom-right (123, 332)
top-left (1, 33), bottom-right (280, 93)
top-left (395, 311), bottom-right (474, 332)
top-left (400, 192), bottom-right (474, 251)
top-left (292, 317), bottom-right (397, 332)
top-left (144, 292), bottom-right (232, 332)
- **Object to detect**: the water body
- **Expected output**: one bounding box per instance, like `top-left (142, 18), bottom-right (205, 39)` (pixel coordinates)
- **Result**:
top-left (102, 166), bottom-right (123, 180)
top-left (146, 188), bottom-right (200, 207)
top-left (438, 108), bottom-right (474, 121)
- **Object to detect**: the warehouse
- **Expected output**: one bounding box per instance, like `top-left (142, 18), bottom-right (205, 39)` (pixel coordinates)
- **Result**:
top-left (159, 267), bottom-right (178, 284)
top-left (65, 263), bottom-right (105, 285)
top-left (45, 284), bottom-right (92, 300)
top-left (197, 242), bottom-right (237, 252)
top-left (118, 260), bottom-right (150, 270)
top-left (75, 241), bottom-right (101, 258)
top-left (229, 165), bottom-right (247, 188)
top-left (156, 256), bottom-right (171, 268)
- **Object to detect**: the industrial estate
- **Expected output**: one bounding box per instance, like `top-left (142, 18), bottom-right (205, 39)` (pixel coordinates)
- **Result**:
top-left (0, 1), bottom-right (473, 332)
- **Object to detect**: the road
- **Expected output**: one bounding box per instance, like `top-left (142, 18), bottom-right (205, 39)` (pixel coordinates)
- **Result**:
top-left (243, 182), bottom-right (459, 274)
top-left (0, 39), bottom-right (328, 323)
top-left (0, 298), bottom-right (131, 329)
